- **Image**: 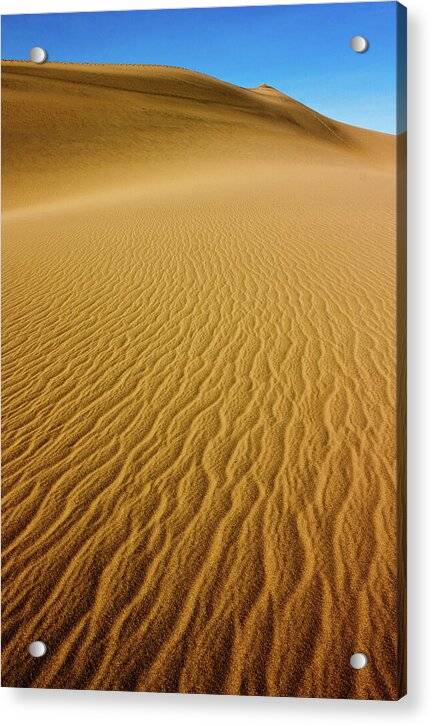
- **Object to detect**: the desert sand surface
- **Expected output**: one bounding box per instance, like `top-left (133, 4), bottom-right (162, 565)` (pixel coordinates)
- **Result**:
top-left (2, 62), bottom-right (403, 699)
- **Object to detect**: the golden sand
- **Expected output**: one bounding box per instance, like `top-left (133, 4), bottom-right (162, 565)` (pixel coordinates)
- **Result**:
top-left (1, 62), bottom-right (404, 698)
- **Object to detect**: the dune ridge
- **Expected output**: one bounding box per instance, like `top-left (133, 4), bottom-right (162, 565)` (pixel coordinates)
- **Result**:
top-left (2, 62), bottom-right (403, 698)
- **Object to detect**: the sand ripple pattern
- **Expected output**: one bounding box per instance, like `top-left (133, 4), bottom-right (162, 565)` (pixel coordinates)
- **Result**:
top-left (2, 62), bottom-right (403, 699)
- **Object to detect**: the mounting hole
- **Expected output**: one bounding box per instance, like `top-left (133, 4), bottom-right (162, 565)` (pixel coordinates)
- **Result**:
top-left (350, 36), bottom-right (369, 53)
top-left (29, 47), bottom-right (48, 64)
top-left (28, 640), bottom-right (47, 658)
top-left (350, 652), bottom-right (368, 669)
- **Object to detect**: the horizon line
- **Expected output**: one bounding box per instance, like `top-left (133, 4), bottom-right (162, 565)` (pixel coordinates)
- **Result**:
top-left (1, 58), bottom-right (402, 137)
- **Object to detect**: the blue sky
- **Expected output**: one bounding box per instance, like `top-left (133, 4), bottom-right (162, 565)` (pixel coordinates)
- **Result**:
top-left (1, 2), bottom-right (406, 133)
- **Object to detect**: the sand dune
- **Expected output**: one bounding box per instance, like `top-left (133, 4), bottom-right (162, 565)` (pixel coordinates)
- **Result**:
top-left (2, 62), bottom-right (404, 699)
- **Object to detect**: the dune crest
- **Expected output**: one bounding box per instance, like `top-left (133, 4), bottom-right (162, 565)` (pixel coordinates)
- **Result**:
top-left (2, 62), bottom-right (401, 699)
top-left (2, 61), bottom-right (393, 212)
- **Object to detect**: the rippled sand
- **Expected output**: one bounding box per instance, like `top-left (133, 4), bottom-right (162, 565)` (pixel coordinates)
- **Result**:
top-left (1, 62), bottom-right (405, 699)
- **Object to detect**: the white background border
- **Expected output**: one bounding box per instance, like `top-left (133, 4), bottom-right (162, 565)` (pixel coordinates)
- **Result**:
top-left (1, 1), bottom-right (431, 724)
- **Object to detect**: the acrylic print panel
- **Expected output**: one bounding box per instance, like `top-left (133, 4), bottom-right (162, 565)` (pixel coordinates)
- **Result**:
top-left (1, 1), bottom-right (406, 700)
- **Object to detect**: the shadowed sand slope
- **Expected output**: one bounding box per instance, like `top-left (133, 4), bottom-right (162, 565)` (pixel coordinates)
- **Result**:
top-left (2, 62), bottom-right (403, 699)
